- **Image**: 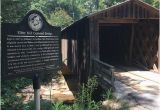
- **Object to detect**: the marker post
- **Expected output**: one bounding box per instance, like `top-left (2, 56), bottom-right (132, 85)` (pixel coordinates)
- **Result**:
top-left (33, 74), bottom-right (40, 110)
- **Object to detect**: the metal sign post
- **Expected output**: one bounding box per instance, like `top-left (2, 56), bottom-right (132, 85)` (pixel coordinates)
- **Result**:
top-left (33, 74), bottom-right (40, 110)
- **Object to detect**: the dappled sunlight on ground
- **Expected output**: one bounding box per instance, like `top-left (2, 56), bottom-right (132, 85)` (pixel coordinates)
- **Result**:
top-left (114, 66), bottom-right (160, 110)
top-left (17, 73), bottom-right (75, 104)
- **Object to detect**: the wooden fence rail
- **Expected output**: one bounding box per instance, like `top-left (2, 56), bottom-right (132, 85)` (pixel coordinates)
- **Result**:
top-left (91, 58), bottom-right (115, 89)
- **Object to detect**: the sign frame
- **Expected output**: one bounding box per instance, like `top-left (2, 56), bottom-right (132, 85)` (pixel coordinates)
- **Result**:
top-left (2, 10), bottom-right (62, 79)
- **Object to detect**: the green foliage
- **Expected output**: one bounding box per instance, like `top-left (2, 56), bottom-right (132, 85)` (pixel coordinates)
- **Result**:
top-left (1, 76), bottom-right (102, 110)
top-left (99, 0), bottom-right (106, 10)
top-left (48, 9), bottom-right (73, 28)
top-left (105, 0), bottom-right (125, 7)
top-left (1, 0), bottom-right (158, 27)
top-left (1, 0), bottom-right (31, 23)
top-left (143, 0), bottom-right (159, 8)
top-left (22, 100), bottom-right (54, 110)
top-left (77, 76), bottom-right (98, 104)
top-left (75, 76), bottom-right (101, 110)
top-left (1, 76), bottom-right (120, 110)
top-left (1, 77), bottom-right (31, 92)
top-left (1, 93), bottom-right (24, 110)
top-left (1, 77), bottom-right (32, 110)
top-left (52, 101), bottom-right (72, 110)
top-left (102, 88), bottom-right (114, 100)
top-left (30, 0), bottom-right (50, 19)
top-left (74, 0), bottom-right (105, 17)
top-left (31, 0), bottom-right (47, 12)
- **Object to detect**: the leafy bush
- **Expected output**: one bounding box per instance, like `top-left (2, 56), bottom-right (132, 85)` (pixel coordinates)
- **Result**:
top-left (75, 76), bottom-right (101, 110)
top-left (102, 88), bottom-right (114, 100)
top-left (1, 77), bottom-right (32, 110)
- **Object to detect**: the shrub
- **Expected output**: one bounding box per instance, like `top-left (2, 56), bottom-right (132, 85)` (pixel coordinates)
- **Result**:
top-left (75, 76), bottom-right (101, 110)
top-left (1, 77), bottom-right (32, 110)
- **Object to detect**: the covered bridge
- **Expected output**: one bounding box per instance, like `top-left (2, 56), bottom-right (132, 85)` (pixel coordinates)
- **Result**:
top-left (61, 0), bottom-right (159, 88)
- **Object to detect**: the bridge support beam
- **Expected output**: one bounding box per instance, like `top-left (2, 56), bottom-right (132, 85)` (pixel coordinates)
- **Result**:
top-left (129, 24), bottom-right (135, 64)
top-left (158, 35), bottom-right (160, 73)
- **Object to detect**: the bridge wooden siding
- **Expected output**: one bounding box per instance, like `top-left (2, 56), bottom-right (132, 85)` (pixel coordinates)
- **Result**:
top-left (92, 58), bottom-right (115, 88)
top-left (61, 0), bottom-right (159, 89)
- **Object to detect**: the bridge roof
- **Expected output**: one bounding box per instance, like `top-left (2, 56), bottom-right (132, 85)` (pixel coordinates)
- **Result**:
top-left (62, 0), bottom-right (159, 32)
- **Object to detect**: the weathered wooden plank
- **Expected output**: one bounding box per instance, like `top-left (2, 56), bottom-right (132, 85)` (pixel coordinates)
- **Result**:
top-left (128, 1), bottom-right (131, 18)
top-left (129, 24), bottom-right (135, 63)
top-left (134, 34), bottom-right (148, 67)
top-left (158, 36), bottom-right (160, 72)
top-left (89, 18), bottom-right (95, 74)
top-left (94, 72), bottom-right (102, 77)
top-left (96, 21), bottom-right (100, 59)
top-left (101, 68), bottom-right (112, 75)
top-left (135, 0), bottom-right (159, 14)
top-left (139, 7), bottom-right (142, 18)
top-left (97, 18), bottom-right (139, 23)
top-left (93, 58), bottom-right (114, 69)
top-left (124, 4), bottom-right (128, 17)
top-left (99, 23), bottom-right (121, 26)
top-left (103, 77), bottom-right (112, 85)
top-left (144, 8), bottom-right (147, 18)
top-left (133, 2), bottom-right (135, 18)
top-left (135, 4), bottom-right (138, 18)
top-left (92, 58), bottom-right (115, 88)
top-left (111, 68), bottom-right (115, 86)
top-left (123, 5), bottom-right (126, 18)
top-left (142, 8), bottom-right (145, 18)
top-left (100, 70), bottom-right (112, 77)
top-left (137, 6), bottom-right (140, 18)
top-left (143, 8), bottom-right (146, 18)
top-left (101, 73), bottom-right (112, 81)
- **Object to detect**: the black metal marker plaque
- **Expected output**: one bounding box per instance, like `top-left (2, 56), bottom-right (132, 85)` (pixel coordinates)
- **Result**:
top-left (2, 10), bottom-right (61, 79)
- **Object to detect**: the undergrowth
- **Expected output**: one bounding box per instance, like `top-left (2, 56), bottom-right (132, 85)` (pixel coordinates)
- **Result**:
top-left (1, 77), bottom-right (32, 110)
top-left (1, 76), bottom-right (118, 110)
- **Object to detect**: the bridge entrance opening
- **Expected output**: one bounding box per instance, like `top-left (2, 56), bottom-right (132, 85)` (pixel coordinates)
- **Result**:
top-left (99, 24), bottom-right (131, 65)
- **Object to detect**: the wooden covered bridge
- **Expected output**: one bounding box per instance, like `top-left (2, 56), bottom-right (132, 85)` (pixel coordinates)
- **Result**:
top-left (61, 0), bottom-right (159, 89)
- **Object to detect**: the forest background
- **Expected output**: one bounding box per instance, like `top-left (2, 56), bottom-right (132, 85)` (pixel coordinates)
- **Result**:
top-left (1, 0), bottom-right (159, 29)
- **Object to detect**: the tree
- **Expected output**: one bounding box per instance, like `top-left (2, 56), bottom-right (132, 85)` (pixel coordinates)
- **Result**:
top-left (1, 0), bottom-right (158, 25)
top-left (1, 0), bottom-right (31, 23)
top-left (143, 0), bottom-right (159, 8)
top-left (105, 0), bottom-right (126, 7)
top-left (48, 9), bottom-right (73, 28)
top-left (30, 0), bottom-right (55, 19)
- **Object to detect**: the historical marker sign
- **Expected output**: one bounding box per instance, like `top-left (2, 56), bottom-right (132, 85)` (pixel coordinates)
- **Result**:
top-left (2, 10), bottom-right (61, 79)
